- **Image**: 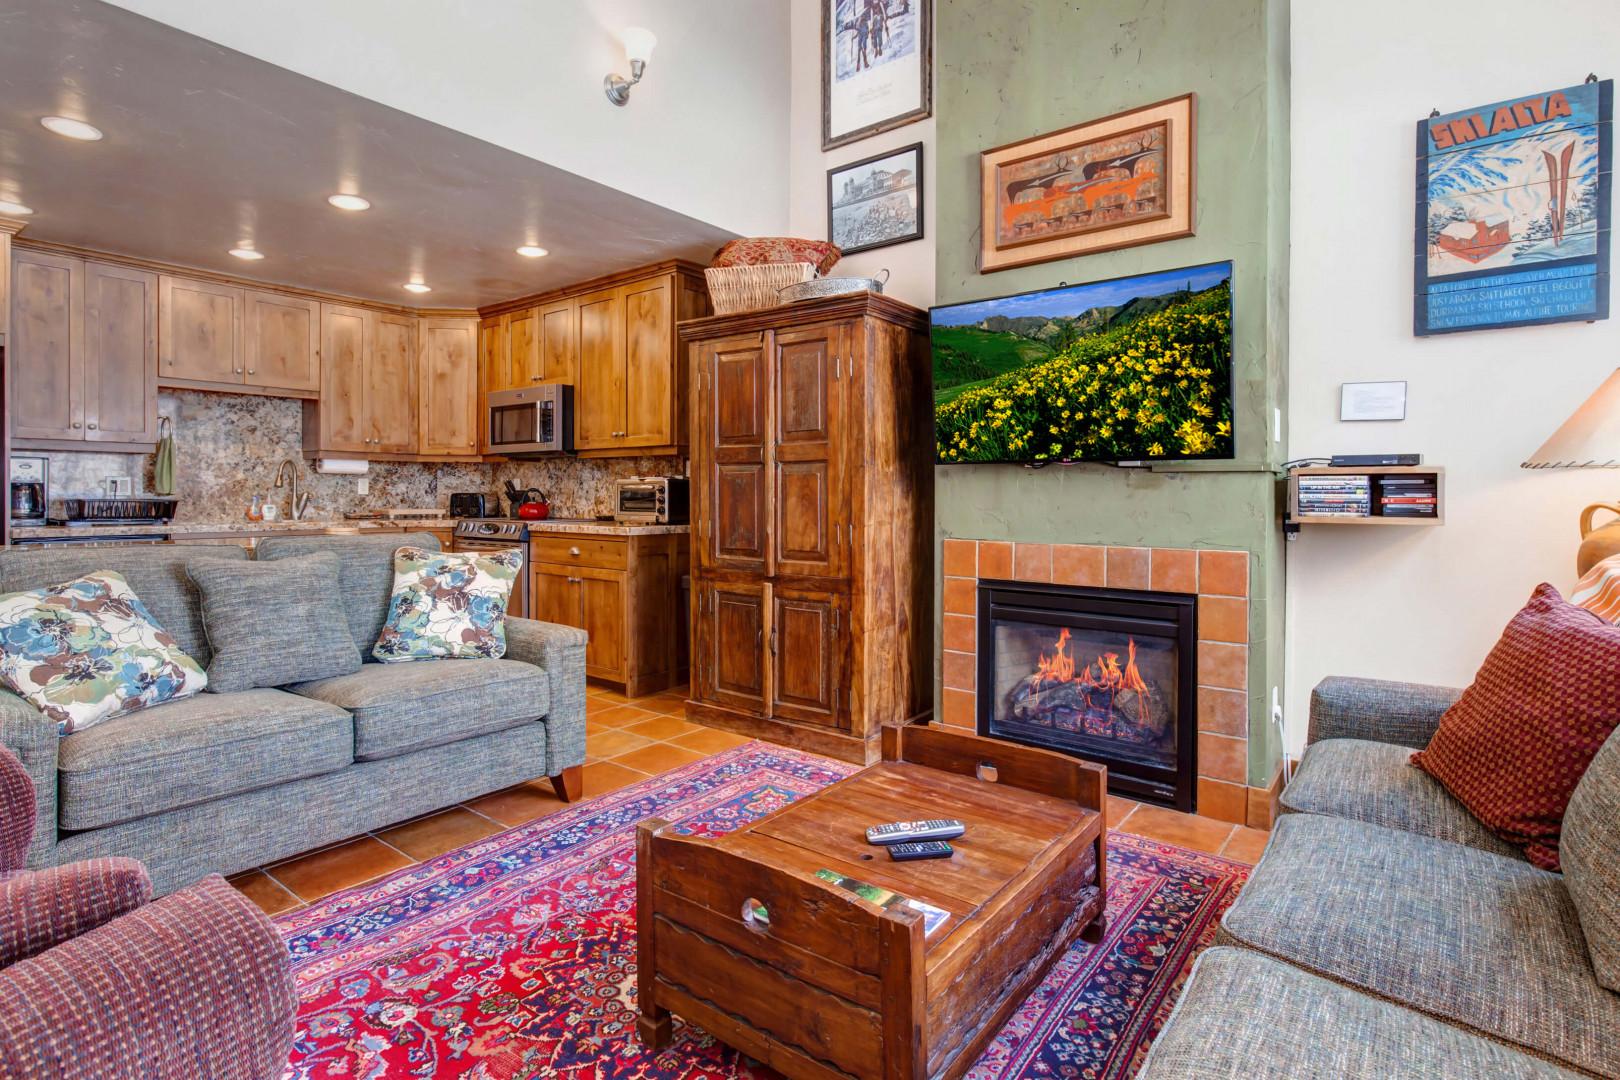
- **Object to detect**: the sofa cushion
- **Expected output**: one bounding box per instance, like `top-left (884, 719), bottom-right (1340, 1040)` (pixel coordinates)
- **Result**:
top-left (1138, 947), bottom-right (1579, 1080)
top-left (255, 532), bottom-right (441, 656)
top-left (372, 546), bottom-right (522, 662)
top-left (1562, 727), bottom-right (1620, 992)
top-left (1218, 813), bottom-right (1620, 1076)
top-left (1280, 738), bottom-right (1521, 859)
top-left (1410, 582), bottom-right (1620, 870)
top-left (0, 544), bottom-right (247, 665)
top-left (289, 659), bottom-right (547, 762)
top-left (57, 688), bottom-right (353, 831)
top-left (186, 553), bottom-right (361, 692)
top-left (0, 570), bottom-right (208, 734)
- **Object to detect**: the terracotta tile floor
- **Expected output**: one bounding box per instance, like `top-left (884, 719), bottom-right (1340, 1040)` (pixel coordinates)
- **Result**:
top-left (229, 682), bottom-right (1267, 916)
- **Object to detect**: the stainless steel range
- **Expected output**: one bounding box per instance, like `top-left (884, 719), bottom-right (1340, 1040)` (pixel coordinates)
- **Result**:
top-left (449, 518), bottom-right (530, 619)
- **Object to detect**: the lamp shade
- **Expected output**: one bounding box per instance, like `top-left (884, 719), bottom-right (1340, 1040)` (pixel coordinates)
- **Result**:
top-left (1524, 369), bottom-right (1620, 469)
top-left (621, 27), bottom-right (657, 63)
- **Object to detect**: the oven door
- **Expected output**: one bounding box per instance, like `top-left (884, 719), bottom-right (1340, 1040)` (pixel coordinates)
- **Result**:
top-left (451, 539), bottom-right (529, 619)
top-left (615, 482), bottom-right (664, 523)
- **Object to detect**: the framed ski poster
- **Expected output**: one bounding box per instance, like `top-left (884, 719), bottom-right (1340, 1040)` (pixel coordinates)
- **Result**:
top-left (1415, 79), bottom-right (1612, 335)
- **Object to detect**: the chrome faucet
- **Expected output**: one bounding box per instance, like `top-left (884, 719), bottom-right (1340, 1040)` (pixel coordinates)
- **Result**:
top-left (274, 459), bottom-right (311, 521)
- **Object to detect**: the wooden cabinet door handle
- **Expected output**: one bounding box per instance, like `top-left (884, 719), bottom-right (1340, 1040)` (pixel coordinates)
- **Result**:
top-left (570, 546), bottom-right (582, 556)
top-left (86, 422), bottom-right (97, 430)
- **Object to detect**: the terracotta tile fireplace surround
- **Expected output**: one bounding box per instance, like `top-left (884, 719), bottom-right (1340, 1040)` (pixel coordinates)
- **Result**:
top-left (942, 538), bottom-right (1271, 827)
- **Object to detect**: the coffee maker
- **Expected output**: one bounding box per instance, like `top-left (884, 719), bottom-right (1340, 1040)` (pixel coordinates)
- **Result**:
top-left (10, 455), bottom-right (47, 522)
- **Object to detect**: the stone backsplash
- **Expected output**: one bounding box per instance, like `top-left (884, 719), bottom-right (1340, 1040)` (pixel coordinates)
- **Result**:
top-left (36, 391), bottom-right (683, 523)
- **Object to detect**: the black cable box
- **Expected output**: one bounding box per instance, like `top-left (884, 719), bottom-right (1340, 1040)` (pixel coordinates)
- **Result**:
top-left (1329, 453), bottom-right (1422, 467)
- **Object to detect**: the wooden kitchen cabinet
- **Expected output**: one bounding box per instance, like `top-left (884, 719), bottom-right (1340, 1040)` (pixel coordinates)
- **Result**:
top-left (683, 293), bottom-right (933, 764)
top-left (306, 303), bottom-right (368, 453)
top-left (243, 290), bottom-right (320, 393)
top-left (418, 317), bottom-right (478, 456)
top-left (368, 313), bottom-right (418, 453)
top-left (477, 261), bottom-right (707, 458)
top-left (158, 274), bottom-right (243, 386)
top-left (529, 529), bottom-right (689, 696)
top-left (10, 249), bottom-right (159, 450)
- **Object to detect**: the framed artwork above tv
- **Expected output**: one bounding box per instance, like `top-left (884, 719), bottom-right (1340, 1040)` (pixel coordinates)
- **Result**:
top-left (933, 261), bottom-right (1234, 465)
top-left (979, 94), bottom-right (1196, 273)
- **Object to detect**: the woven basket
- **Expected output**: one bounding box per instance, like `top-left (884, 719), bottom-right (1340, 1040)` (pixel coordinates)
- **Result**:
top-left (704, 262), bottom-right (817, 315)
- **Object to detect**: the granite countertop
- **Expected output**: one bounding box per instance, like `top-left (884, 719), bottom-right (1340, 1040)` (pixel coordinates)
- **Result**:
top-left (11, 517), bottom-right (690, 540)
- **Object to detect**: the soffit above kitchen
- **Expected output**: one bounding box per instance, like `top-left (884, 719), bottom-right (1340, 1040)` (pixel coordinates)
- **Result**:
top-left (0, 0), bottom-right (736, 309)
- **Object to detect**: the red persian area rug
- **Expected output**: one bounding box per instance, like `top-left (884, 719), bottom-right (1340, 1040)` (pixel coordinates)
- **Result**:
top-left (278, 743), bottom-right (1248, 1079)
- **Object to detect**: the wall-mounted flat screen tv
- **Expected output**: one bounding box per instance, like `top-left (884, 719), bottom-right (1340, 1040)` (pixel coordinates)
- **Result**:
top-left (932, 260), bottom-right (1234, 465)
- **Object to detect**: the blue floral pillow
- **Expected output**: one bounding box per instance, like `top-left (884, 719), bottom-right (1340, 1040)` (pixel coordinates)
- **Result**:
top-left (0, 570), bottom-right (208, 734)
top-left (373, 546), bottom-right (522, 662)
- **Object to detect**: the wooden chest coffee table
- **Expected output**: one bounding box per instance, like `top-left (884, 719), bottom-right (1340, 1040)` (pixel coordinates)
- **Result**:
top-left (637, 725), bottom-right (1107, 1080)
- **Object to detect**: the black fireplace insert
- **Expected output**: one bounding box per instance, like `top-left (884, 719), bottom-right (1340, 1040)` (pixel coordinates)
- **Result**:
top-left (976, 579), bottom-right (1198, 812)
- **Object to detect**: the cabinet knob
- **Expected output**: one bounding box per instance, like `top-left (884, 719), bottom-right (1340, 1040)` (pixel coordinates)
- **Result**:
top-left (247, 368), bottom-right (255, 375)
top-left (87, 422), bottom-right (97, 430)
top-left (234, 368), bottom-right (243, 374)
top-left (570, 546), bottom-right (582, 556)
top-left (72, 421), bottom-right (82, 429)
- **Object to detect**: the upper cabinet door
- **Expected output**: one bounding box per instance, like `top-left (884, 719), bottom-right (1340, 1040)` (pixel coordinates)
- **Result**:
top-left (10, 250), bottom-right (84, 442)
top-left (82, 261), bottom-right (158, 444)
top-left (772, 322), bottom-right (847, 580)
top-left (575, 285), bottom-right (624, 449)
top-left (538, 297), bottom-right (576, 383)
top-left (368, 312), bottom-right (418, 453)
top-left (695, 332), bottom-right (771, 576)
top-left (479, 313), bottom-right (509, 394)
top-left (319, 303), bottom-right (368, 453)
top-left (244, 290), bottom-right (320, 392)
top-left (507, 306), bottom-right (542, 387)
top-left (418, 318), bottom-right (478, 456)
top-left (619, 275), bottom-right (673, 448)
top-left (159, 275), bottom-right (243, 384)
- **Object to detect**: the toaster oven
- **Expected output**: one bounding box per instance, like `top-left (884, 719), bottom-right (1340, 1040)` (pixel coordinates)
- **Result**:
top-left (614, 476), bottom-right (689, 524)
top-left (487, 384), bottom-right (573, 457)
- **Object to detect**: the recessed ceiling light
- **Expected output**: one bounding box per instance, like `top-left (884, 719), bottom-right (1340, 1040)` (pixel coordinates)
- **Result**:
top-left (402, 281), bottom-right (432, 293)
top-left (0, 199), bottom-right (34, 216)
top-left (327, 193), bottom-right (371, 211)
top-left (40, 116), bottom-right (103, 141)
top-left (516, 245), bottom-right (549, 258)
top-left (228, 247), bottom-right (265, 260)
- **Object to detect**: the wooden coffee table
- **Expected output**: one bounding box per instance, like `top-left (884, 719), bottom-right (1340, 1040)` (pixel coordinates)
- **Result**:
top-left (637, 724), bottom-right (1107, 1080)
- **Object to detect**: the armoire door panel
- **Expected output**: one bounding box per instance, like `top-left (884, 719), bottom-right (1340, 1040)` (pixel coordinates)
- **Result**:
top-left (772, 323), bottom-right (846, 580)
top-left (770, 589), bottom-right (843, 728)
top-left (696, 334), bottom-right (771, 575)
top-left (716, 464), bottom-right (768, 569)
top-left (696, 579), bottom-right (769, 715)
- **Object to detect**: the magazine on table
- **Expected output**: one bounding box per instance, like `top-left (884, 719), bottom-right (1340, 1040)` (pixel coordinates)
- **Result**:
top-left (815, 869), bottom-right (951, 935)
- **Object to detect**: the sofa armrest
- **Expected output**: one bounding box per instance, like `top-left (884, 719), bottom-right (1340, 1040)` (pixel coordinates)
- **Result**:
top-left (0, 874), bottom-right (296, 1080)
top-left (0, 859), bottom-right (151, 967)
top-left (505, 617), bottom-right (588, 776)
top-left (1307, 676), bottom-right (1463, 750)
top-left (0, 691), bottom-right (58, 869)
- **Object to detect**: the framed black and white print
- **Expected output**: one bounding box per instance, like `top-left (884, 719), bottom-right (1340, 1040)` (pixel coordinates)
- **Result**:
top-left (822, 0), bottom-right (932, 150)
top-left (828, 142), bottom-right (924, 255)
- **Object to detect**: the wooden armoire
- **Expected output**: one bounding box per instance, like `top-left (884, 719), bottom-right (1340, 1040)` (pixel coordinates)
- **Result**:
top-left (680, 292), bottom-right (933, 764)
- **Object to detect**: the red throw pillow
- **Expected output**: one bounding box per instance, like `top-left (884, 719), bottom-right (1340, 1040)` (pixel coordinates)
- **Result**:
top-left (1411, 583), bottom-right (1620, 870)
top-left (711, 238), bottom-right (842, 276)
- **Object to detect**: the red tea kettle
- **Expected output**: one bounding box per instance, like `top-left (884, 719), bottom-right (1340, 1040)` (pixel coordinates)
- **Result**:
top-left (506, 482), bottom-right (550, 521)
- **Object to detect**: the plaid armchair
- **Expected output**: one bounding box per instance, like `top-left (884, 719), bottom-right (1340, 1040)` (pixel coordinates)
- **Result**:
top-left (0, 747), bottom-right (296, 1079)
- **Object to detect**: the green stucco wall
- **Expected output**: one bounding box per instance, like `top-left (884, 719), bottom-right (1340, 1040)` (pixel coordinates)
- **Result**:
top-left (933, 0), bottom-right (1290, 788)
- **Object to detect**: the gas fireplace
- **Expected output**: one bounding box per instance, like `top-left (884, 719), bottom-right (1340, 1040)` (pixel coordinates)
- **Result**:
top-left (977, 580), bottom-right (1197, 812)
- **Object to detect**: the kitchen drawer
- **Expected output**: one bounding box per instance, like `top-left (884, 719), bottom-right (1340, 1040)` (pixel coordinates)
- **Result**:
top-left (530, 534), bottom-right (628, 570)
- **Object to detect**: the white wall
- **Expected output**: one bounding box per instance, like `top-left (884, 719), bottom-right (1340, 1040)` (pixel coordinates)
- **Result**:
top-left (1286, 0), bottom-right (1620, 749)
top-left (105, 0), bottom-right (792, 237)
top-left (787, 0), bottom-right (934, 309)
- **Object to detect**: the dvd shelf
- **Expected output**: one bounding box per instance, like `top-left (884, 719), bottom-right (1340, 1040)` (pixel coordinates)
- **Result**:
top-left (1286, 466), bottom-right (1445, 527)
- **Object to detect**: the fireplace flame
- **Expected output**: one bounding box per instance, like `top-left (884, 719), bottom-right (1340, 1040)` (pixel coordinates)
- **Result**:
top-left (1029, 629), bottom-right (1152, 724)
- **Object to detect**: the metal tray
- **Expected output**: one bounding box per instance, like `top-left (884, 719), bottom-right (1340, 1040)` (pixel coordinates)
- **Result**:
top-left (778, 269), bottom-right (889, 303)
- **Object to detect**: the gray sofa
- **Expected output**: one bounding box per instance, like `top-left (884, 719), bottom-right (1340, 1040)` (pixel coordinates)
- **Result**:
top-left (0, 533), bottom-right (587, 896)
top-left (1140, 676), bottom-right (1619, 1079)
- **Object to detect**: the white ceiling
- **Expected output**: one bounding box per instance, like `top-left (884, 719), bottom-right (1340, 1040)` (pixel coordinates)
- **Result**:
top-left (0, 0), bottom-right (737, 309)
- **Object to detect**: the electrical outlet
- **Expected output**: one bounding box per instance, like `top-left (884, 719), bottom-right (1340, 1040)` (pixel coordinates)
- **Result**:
top-left (357, 477), bottom-right (370, 496)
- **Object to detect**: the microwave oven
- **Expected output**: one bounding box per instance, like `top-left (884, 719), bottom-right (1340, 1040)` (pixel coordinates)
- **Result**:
top-left (614, 476), bottom-right (689, 524)
top-left (487, 384), bottom-right (574, 457)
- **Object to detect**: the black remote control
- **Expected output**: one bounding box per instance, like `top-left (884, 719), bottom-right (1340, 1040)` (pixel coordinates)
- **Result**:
top-left (865, 819), bottom-right (966, 845)
top-left (887, 840), bottom-right (953, 861)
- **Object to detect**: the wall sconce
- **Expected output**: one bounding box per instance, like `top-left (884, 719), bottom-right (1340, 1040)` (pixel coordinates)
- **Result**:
top-left (604, 27), bottom-right (657, 106)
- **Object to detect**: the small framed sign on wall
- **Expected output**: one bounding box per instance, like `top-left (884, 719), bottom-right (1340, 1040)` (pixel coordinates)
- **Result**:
top-left (1340, 381), bottom-right (1408, 422)
top-left (1416, 79), bottom-right (1613, 335)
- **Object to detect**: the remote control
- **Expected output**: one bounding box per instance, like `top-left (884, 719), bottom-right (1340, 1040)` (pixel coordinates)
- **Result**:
top-left (888, 840), bottom-right (953, 862)
top-left (865, 819), bottom-right (966, 845)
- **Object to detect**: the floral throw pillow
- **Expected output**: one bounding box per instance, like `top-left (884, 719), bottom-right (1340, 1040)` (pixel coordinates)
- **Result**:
top-left (0, 570), bottom-right (208, 734)
top-left (373, 546), bottom-right (522, 662)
